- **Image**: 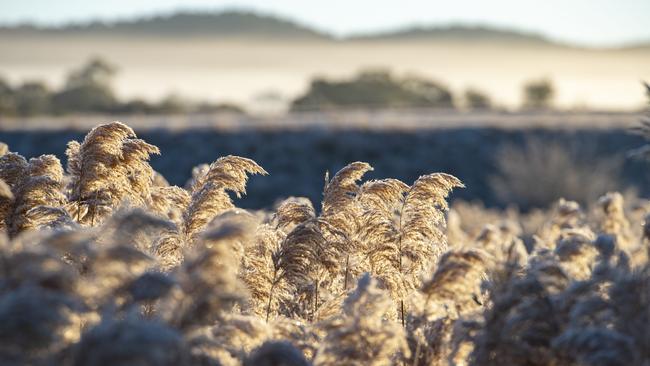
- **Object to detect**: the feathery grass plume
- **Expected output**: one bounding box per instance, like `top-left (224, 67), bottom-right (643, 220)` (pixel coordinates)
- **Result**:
top-left (0, 153), bottom-right (28, 231)
top-left (183, 155), bottom-right (267, 240)
top-left (605, 262), bottom-right (650, 362)
top-left (358, 179), bottom-right (409, 217)
top-left (319, 163), bottom-right (373, 283)
top-left (0, 238), bottom-right (79, 297)
top-left (273, 219), bottom-right (339, 321)
top-left (185, 163), bottom-right (210, 190)
top-left (552, 327), bottom-right (635, 366)
top-left (271, 317), bottom-right (322, 361)
top-left (356, 179), bottom-right (409, 285)
top-left (320, 162), bottom-right (372, 236)
top-left (152, 170), bottom-right (170, 187)
top-left (269, 164), bottom-right (373, 320)
top-left (0, 179), bottom-right (14, 233)
top-left (0, 142), bottom-right (8, 156)
top-left (322, 162), bottom-right (372, 217)
top-left (71, 317), bottom-right (191, 366)
top-left (549, 257), bottom-right (643, 362)
top-left (420, 250), bottom-right (486, 316)
top-left (244, 341), bottom-right (310, 366)
top-left (275, 198), bottom-right (316, 232)
top-left (6, 155), bottom-right (69, 236)
top-left (98, 207), bottom-right (176, 254)
top-left (203, 209), bottom-right (259, 266)
top-left (241, 221), bottom-right (290, 318)
top-left (391, 173), bottom-right (464, 324)
top-left (189, 313), bottom-right (272, 365)
top-left (597, 192), bottom-right (635, 252)
top-left (408, 250), bottom-right (486, 366)
top-left (446, 208), bottom-right (469, 248)
top-left (470, 260), bottom-right (570, 366)
top-left (163, 215), bottom-right (251, 331)
top-left (66, 122), bottom-right (160, 226)
top-left (400, 173), bottom-right (464, 269)
top-left (122, 271), bottom-right (176, 305)
top-left (0, 152), bottom-right (28, 188)
top-left (473, 224), bottom-right (528, 271)
top-left (554, 230), bottom-right (600, 281)
top-left (119, 138), bottom-right (161, 202)
top-left (246, 198), bottom-right (316, 319)
top-left (314, 274), bottom-right (409, 366)
top-left (0, 286), bottom-right (82, 363)
top-left (0, 179), bottom-right (12, 200)
top-left (534, 198), bottom-right (585, 252)
top-left (77, 242), bottom-right (154, 312)
top-left (150, 185), bottom-right (191, 225)
top-left (153, 231), bottom-right (186, 272)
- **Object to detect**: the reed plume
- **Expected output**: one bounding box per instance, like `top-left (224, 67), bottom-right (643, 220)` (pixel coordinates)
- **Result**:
top-left (183, 155), bottom-right (267, 240)
top-left (314, 274), bottom-right (409, 366)
top-left (163, 214), bottom-right (252, 331)
top-left (66, 122), bottom-right (159, 225)
top-left (371, 173), bottom-right (463, 324)
top-left (6, 154), bottom-right (71, 236)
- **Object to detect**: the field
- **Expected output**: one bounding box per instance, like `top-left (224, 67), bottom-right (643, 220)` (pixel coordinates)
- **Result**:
top-left (1, 111), bottom-right (646, 210)
top-left (1, 36), bottom-right (650, 110)
top-left (0, 118), bottom-right (649, 365)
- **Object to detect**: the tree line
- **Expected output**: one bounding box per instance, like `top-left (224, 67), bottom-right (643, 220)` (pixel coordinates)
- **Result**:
top-left (0, 58), bottom-right (243, 117)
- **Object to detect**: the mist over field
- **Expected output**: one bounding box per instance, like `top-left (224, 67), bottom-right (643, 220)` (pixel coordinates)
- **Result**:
top-left (1, 11), bottom-right (649, 111)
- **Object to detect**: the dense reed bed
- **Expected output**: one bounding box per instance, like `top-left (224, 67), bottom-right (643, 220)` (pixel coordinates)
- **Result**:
top-left (0, 121), bottom-right (648, 365)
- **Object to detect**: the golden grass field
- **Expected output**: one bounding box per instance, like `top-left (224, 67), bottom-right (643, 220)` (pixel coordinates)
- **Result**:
top-left (0, 121), bottom-right (649, 365)
top-left (1, 36), bottom-right (649, 110)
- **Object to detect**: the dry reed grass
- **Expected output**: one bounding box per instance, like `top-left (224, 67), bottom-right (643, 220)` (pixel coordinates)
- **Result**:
top-left (0, 120), bottom-right (648, 365)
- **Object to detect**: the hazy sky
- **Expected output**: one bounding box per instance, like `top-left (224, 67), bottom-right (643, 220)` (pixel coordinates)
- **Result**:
top-left (1, 0), bottom-right (649, 46)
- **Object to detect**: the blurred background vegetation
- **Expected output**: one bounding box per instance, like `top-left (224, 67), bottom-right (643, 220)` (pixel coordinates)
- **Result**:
top-left (0, 57), bottom-right (245, 116)
top-left (0, 57), bottom-right (560, 116)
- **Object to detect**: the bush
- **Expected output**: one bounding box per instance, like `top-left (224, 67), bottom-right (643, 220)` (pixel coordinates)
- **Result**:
top-left (0, 77), bottom-right (16, 115)
top-left (14, 81), bottom-right (51, 116)
top-left (464, 88), bottom-right (491, 110)
top-left (489, 139), bottom-right (622, 209)
top-left (291, 69), bottom-right (454, 111)
top-left (52, 57), bottom-right (118, 113)
top-left (522, 78), bottom-right (554, 109)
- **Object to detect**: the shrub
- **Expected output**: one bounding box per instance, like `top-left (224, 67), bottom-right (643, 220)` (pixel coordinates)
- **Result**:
top-left (291, 69), bottom-right (454, 111)
top-left (489, 139), bottom-right (622, 209)
top-left (522, 78), bottom-right (555, 109)
top-left (464, 88), bottom-right (492, 110)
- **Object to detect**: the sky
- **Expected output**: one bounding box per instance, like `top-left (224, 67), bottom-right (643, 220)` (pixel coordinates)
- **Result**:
top-left (1, 0), bottom-right (649, 47)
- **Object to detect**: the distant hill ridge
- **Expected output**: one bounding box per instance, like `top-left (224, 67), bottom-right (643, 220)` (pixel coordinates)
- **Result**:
top-left (0, 10), bottom-right (646, 48)
top-left (0, 11), bottom-right (327, 39)
top-left (350, 25), bottom-right (552, 44)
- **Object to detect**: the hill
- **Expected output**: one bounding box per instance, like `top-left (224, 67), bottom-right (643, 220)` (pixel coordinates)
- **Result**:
top-left (1, 10), bottom-right (648, 48)
top-left (0, 11), bottom-right (329, 39)
top-left (0, 10), bottom-right (571, 46)
top-left (350, 25), bottom-right (554, 45)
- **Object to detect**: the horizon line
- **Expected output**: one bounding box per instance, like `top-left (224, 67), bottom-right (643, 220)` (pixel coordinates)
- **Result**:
top-left (1, 7), bottom-right (648, 49)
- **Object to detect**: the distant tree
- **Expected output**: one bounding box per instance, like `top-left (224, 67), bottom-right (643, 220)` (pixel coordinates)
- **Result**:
top-left (52, 57), bottom-right (118, 113)
top-left (112, 99), bottom-right (156, 114)
top-left (0, 76), bottom-right (16, 116)
top-left (401, 75), bottom-right (454, 108)
top-left (14, 81), bottom-right (51, 116)
top-left (522, 78), bottom-right (554, 109)
top-left (156, 94), bottom-right (188, 114)
top-left (464, 88), bottom-right (491, 110)
top-left (195, 102), bottom-right (245, 114)
top-left (291, 69), bottom-right (454, 111)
